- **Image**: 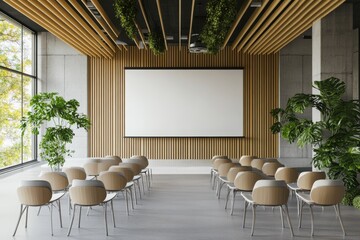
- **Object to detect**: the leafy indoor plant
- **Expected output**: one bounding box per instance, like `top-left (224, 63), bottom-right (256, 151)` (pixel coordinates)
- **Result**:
top-left (271, 77), bottom-right (360, 196)
top-left (148, 30), bottom-right (165, 55)
top-left (114, 0), bottom-right (137, 40)
top-left (20, 92), bottom-right (90, 170)
top-left (200, 0), bottom-right (237, 54)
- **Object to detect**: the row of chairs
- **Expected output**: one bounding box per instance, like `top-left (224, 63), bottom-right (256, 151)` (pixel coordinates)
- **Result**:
top-left (211, 155), bottom-right (346, 237)
top-left (13, 155), bottom-right (152, 237)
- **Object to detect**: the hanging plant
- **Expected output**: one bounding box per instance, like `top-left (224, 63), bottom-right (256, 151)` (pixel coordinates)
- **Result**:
top-left (114, 0), bottom-right (137, 39)
top-left (200, 0), bottom-right (237, 54)
top-left (148, 31), bottom-right (165, 55)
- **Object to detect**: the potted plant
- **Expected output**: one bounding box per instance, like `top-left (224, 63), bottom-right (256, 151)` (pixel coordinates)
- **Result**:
top-left (200, 0), bottom-right (237, 54)
top-left (21, 92), bottom-right (90, 171)
top-left (271, 77), bottom-right (360, 203)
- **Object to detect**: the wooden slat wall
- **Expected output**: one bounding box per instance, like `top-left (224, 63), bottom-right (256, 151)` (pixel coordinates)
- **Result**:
top-left (89, 46), bottom-right (279, 159)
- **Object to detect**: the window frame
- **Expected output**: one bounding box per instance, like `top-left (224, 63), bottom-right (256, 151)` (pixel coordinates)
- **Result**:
top-left (0, 10), bottom-right (38, 172)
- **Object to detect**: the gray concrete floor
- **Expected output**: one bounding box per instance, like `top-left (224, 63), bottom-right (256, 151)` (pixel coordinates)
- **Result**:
top-left (1, 166), bottom-right (360, 240)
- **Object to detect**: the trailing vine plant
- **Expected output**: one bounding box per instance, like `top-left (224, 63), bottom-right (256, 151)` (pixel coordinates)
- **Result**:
top-left (271, 77), bottom-right (360, 197)
top-left (148, 30), bottom-right (165, 55)
top-left (114, 0), bottom-right (138, 40)
top-left (200, 0), bottom-right (237, 54)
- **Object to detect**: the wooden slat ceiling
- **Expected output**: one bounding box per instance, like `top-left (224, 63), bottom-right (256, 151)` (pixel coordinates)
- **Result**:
top-left (3, 0), bottom-right (346, 57)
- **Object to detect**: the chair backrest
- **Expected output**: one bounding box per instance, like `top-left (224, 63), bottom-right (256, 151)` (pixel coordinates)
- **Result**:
top-left (234, 171), bottom-right (264, 191)
top-left (108, 166), bottom-right (134, 182)
top-left (17, 180), bottom-right (52, 206)
top-left (274, 167), bottom-right (299, 184)
top-left (39, 171), bottom-right (69, 191)
top-left (227, 166), bottom-right (252, 183)
top-left (297, 171), bottom-right (326, 190)
top-left (252, 180), bottom-right (289, 205)
top-left (251, 158), bottom-right (278, 171)
top-left (262, 162), bottom-right (284, 177)
top-left (211, 155), bottom-right (228, 163)
top-left (213, 158), bottom-right (232, 170)
top-left (129, 155), bottom-right (149, 169)
top-left (83, 159), bottom-right (101, 176)
top-left (310, 180), bottom-right (345, 205)
top-left (218, 163), bottom-right (238, 177)
top-left (119, 162), bottom-right (142, 175)
top-left (98, 171), bottom-right (127, 191)
top-left (69, 180), bottom-right (106, 206)
top-left (239, 155), bottom-right (257, 166)
top-left (104, 155), bottom-right (122, 164)
top-left (64, 167), bottom-right (86, 185)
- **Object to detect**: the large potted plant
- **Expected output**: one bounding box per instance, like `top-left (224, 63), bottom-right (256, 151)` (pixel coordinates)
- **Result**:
top-left (21, 92), bottom-right (90, 170)
top-left (271, 77), bottom-right (360, 202)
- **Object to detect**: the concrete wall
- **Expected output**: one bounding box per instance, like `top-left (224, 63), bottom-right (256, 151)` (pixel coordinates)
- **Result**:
top-left (279, 35), bottom-right (312, 166)
top-left (313, 3), bottom-right (354, 100)
top-left (37, 32), bottom-right (88, 158)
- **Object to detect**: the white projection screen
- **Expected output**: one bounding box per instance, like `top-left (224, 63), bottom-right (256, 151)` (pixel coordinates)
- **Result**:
top-left (125, 68), bottom-right (244, 137)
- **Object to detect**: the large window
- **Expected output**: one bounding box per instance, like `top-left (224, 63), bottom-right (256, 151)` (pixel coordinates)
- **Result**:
top-left (0, 12), bottom-right (36, 169)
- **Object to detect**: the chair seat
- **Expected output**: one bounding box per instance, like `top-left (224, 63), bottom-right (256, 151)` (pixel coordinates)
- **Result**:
top-left (50, 192), bottom-right (66, 203)
top-left (219, 176), bottom-right (229, 183)
top-left (104, 192), bottom-right (117, 203)
top-left (241, 192), bottom-right (254, 203)
top-left (287, 182), bottom-right (300, 191)
top-left (296, 192), bottom-right (314, 204)
top-left (125, 182), bottom-right (134, 188)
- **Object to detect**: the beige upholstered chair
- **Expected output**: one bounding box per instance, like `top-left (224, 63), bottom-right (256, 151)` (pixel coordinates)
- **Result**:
top-left (297, 179), bottom-right (346, 236)
top-left (275, 167), bottom-right (299, 184)
top-left (108, 166), bottom-right (136, 208)
top-left (129, 155), bottom-right (151, 191)
top-left (239, 155), bottom-right (257, 167)
top-left (98, 171), bottom-right (129, 216)
top-left (38, 171), bottom-right (69, 218)
top-left (211, 157), bottom-right (232, 189)
top-left (288, 171), bottom-right (326, 214)
top-left (64, 167), bottom-right (87, 185)
top-left (104, 155), bottom-right (122, 164)
top-left (224, 166), bottom-right (252, 213)
top-left (241, 180), bottom-right (294, 236)
top-left (262, 162), bottom-right (284, 177)
top-left (251, 158), bottom-right (278, 171)
top-left (67, 180), bottom-right (117, 236)
top-left (13, 180), bottom-right (63, 236)
top-left (210, 155), bottom-right (228, 185)
top-left (119, 162), bottom-right (143, 200)
top-left (216, 162), bottom-right (238, 198)
top-left (227, 171), bottom-right (264, 215)
top-left (83, 158), bottom-right (102, 178)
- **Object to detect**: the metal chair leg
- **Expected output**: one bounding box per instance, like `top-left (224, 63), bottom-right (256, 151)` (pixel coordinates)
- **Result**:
top-left (231, 190), bottom-right (237, 216)
top-left (251, 205), bottom-right (256, 236)
top-left (57, 200), bottom-right (63, 228)
top-left (280, 206), bottom-right (284, 228)
top-left (336, 204), bottom-right (346, 236)
top-left (13, 204), bottom-right (26, 236)
top-left (225, 187), bottom-right (231, 209)
top-left (67, 205), bottom-right (76, 236)
top-left (78, 206), bottom-right (82, 228)
top-left (50, 203), bottom-right (53, 236)
top-left (309, 204), bottom-right (314, 236)
top-left (298, 200), bottom-right (303, 228)
top-left (125, 190), bottom-right (129, 215)
top-left (111, 200), bottom-right (115, 227)
top-left (283, 205), bottom-right (294, 236)
top-left (242, 201), bottom-right (248, 228)
top-left (25, 205), bottom-right (29, 228)
top-left (37, 206), bottom-right (42, 216)
top-left (104, 203), bottom-right (108, 236)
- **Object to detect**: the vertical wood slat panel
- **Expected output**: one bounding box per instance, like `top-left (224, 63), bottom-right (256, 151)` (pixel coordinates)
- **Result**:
top-left (89, 46), bottom-right (279, 159)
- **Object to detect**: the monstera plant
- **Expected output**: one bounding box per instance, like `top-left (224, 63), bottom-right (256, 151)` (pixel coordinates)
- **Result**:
top-left (271, 77), bottom-right (360, 199)
top-left (21, 92), bottom-right (90, 170)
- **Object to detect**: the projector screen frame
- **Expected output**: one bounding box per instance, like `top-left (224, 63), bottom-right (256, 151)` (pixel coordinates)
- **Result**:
top-left (124, 67), bottom-right (245, 138)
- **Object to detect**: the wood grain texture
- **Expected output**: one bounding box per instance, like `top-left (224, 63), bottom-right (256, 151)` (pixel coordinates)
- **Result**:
top-left (88, 47), bottom-right (279, 159)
